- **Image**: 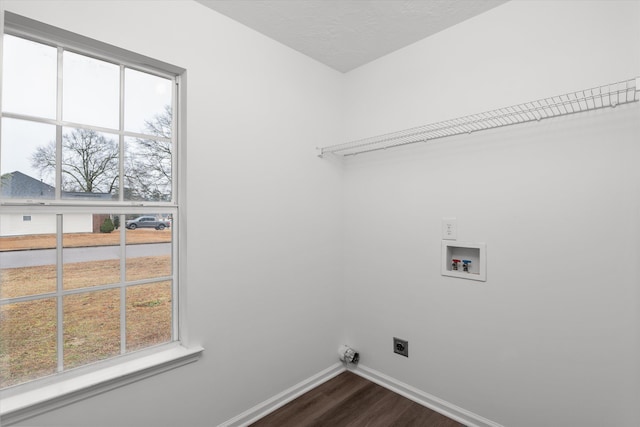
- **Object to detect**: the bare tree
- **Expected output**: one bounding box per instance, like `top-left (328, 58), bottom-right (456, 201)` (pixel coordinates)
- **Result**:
top-left (142, 104), bottom-right (171, 139)
top-left (125, 105), bottom-right (172, 201)
top-left (31, 106), bottom-right (172, 200)
top-left (32, 129), bottom-right (119, 194)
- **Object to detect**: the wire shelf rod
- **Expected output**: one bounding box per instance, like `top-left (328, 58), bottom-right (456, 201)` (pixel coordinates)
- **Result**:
top-left (318, 77), bottom-right (639, 157)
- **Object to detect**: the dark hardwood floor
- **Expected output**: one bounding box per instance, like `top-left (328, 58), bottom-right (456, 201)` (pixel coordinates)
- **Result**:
top-left (250, 371), bottom-right (465, 427)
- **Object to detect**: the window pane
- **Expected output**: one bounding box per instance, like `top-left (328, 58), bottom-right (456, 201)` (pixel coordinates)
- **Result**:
top-left (125, 215), bottom-right (172, 281)
top-left (126, 281), bottom-right (172, 352)
top-left (0, 298), bottom-right (57, 388)
top-left (64, 289), bottom-right (120, 370)
top-left (124, 69), bottom-right (172, 137)
top-left (2, 35), bottom-right (57, 119)
top-left (63, 214), bottom-right (120, 290)
top-left (62, 51), bottom-right (119, 129)
top-left (0, 214), bottom-right (57, 299)
top-left (1, 118), bottom-right (57, 199)
top-left (124, 136), bottom-right (172, 201)
top-left (1, 24), bottom-right (179, 389)
top-left (60, 128), bottom-right (119, 199)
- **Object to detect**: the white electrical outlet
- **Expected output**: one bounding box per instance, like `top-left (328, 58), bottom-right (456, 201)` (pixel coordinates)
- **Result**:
top-left (442, 217), bottom-right (457, 240)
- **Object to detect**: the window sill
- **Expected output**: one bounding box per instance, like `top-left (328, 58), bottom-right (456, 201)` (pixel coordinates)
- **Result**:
top-left (0, 344), bottom-right (204, 426)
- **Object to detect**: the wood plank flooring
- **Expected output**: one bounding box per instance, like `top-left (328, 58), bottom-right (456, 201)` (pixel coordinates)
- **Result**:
top-left (250, 371), bottom-right (465, 427)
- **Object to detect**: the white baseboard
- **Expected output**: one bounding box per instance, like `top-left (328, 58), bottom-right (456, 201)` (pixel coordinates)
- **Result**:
top-left (351, 365), bottom-right (503, 427)
top-left (218, 362), bottom-right (502, 427)
top-left (218, 363), bottom-right (346, 427)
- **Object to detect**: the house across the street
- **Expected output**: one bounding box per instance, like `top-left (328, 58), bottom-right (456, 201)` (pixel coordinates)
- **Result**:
top-left (0, 171), bottom-right (112, 236)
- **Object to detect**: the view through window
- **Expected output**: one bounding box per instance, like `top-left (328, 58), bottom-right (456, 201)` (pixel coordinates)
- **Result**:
top-left (0, 29), bottom-right (179, 389)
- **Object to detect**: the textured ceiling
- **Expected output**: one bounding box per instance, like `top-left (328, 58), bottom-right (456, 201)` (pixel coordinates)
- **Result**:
top-left (196, 0), bottom-right (508, 73)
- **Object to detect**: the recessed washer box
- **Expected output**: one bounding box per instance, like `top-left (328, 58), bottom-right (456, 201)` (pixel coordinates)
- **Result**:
top-left (442, 241), bottom-right (486, 282)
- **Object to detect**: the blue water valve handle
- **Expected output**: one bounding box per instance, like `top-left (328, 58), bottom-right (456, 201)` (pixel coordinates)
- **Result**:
top-left (462, 260), bottom-right (471, 272)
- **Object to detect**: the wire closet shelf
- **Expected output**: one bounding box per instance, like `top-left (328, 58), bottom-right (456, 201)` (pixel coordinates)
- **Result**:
top-left (317, 77), bottom-right (640, 158)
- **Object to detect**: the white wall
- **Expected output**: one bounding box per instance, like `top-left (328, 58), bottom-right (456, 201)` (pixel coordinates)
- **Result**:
top-left (4, 1), bottom-right (344, 426)
top-left (342, 1), bottom-right (640, 426)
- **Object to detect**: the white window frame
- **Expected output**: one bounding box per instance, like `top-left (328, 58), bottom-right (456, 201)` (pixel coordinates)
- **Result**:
top-left (0, 11), bottom-right (202, 426)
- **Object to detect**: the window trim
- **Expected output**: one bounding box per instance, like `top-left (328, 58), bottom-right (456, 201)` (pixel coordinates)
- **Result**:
top-left (3, 11), bottom-right (184, 77)
top-left (0, 344), bottom-right (204, 426)
top-left (0, 10), bottom-right (200, 425)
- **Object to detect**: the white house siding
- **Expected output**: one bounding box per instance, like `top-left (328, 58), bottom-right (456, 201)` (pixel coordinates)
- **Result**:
top-left (0, 213), bottom-right (93, 236)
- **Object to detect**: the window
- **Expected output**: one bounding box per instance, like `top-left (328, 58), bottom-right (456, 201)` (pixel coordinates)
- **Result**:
top-left (0, 12), bottom-right (192, 403)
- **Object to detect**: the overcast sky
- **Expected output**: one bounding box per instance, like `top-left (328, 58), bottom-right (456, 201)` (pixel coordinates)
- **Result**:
top-left (1, 34), bottom-right (172, 186)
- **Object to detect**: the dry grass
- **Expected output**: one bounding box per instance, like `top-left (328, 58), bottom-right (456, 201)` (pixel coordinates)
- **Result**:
top-left (0, 230), bottom-right (173, 388)
top-left (0, 228), bottom-right (171, 252)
